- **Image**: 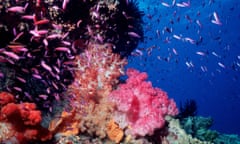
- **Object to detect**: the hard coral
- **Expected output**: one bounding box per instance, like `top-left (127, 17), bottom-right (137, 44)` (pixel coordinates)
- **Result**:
top-left (160, 116), bottom-right (212, 144)
top-left (109, 68), bottom-right (178, 137)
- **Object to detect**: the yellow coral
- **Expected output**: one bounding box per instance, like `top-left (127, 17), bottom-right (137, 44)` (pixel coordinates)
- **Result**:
top-left (60, 121), bottom-right (79, 136)
top-left (107, 119), bottom-right (124, 143)
top-left (49, 110), bottom-right (79, 136)
top-left (48, 117), bottom-right (63, 132)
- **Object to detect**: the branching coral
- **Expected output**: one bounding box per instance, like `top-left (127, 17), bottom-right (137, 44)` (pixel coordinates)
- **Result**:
top-left (67, 43), bottom-right (127, 138)
top-left (68, 42), bottom-right (127, 103)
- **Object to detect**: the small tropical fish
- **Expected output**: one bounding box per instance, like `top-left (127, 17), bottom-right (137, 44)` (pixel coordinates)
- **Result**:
top-left (196, 51), bottom-right (206, 56)
top-left (128, 32), bottom-right (141, 38)
top-left (218, 62), bottom-right (225, 68)
top-left (2, 51), bottom-right (20, 60)
top-left (211, 12), bottom-right (222, 25)
top-left (161, 2), bottom-right (171, 7)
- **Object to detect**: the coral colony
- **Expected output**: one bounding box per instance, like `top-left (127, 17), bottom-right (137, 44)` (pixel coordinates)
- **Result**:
top-left (0, 0), bottom-right (236, 144)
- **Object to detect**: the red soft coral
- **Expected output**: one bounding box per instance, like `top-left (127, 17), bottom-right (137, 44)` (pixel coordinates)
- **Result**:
top-left (0, 92), bottom-right (15, 107)
top-left (0, 92), bottom-right (52, 143)
top-left (19, 103), bottom-right (42, 126)
top-left (0, 103), bottom-right (20, 121)
top-left (109, 68), bottom-right (178, 136)
top-left (1, 103), bottom-right (42, 126)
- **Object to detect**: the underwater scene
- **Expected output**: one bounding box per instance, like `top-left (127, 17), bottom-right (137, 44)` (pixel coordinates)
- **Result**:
top-left (0, 0), bottom-right (239, 143)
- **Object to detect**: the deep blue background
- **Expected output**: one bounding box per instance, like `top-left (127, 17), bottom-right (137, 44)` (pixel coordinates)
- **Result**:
top-left (126, 0), bottom-right (240, 135)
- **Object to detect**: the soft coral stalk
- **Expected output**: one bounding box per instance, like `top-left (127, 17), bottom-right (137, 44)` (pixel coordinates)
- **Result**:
top-left (109, 68), bottom-right (178, 136)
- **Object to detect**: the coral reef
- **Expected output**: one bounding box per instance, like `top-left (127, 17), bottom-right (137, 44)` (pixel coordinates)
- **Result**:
top-left (49, 42), bottom-right (126, 140)
top-left (55, 134), bottom-right (115, 144)
top-left (0, 0), bottom-right (239, 144)
top-left (0, 0), bottom-right (143, 111)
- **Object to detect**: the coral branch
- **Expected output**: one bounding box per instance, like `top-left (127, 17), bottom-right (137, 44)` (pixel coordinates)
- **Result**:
top-left (69, 42), bottom-right (127, 102)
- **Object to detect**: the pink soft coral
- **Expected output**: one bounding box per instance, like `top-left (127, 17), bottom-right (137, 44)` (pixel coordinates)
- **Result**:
top-left (109, 68), bottom-right (178, 136)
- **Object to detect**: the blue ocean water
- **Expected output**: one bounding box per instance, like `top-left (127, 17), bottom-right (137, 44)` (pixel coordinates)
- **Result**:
top-left (127, 0), bottom-right (240, 135)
